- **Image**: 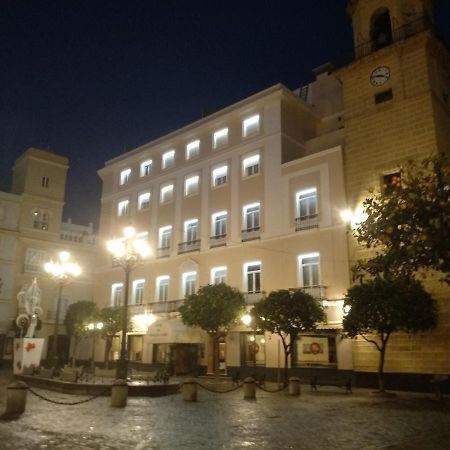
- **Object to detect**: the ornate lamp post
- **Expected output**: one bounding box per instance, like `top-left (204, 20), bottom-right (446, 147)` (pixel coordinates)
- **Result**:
top-left (87, 321), bottom-right (103, 381)
top-left (44, 251), bottom-right (81, 369)
top-left (107, 226), bottom-right (150, 380)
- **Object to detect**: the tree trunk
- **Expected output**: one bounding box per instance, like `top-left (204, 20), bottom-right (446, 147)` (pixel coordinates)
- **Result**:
top-left (104, 337), bottom-right (112, 369)
top-left (71, 337), bottom-right (79, 368)
top-left (377, 340), bottom-right (388, 392)
top-left (213, 333), bottom-right (220, 378)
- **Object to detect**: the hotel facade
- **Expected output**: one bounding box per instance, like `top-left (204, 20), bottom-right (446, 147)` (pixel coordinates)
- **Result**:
top-left (95, 0), bottom-right (450, 385)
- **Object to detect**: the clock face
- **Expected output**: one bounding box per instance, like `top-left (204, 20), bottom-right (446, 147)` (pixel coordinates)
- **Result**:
top-left (370, 66), bottom-right (390, 86)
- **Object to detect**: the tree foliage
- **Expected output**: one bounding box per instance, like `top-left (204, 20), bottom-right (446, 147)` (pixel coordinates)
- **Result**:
top-left (179, 283), bottom-right (245, 334)
top-left (354, 155), bottom-right (450, 283)
top-left (179, 283), bottom-right (245, 375)
top-left (64, 300), bottom-right (98, 365)
top-left (250, 289), bottom-right (325, 383)
top-left (343, 277), bottom-right (437, 391)
top-left (98, 306), bottom-right (130, 368)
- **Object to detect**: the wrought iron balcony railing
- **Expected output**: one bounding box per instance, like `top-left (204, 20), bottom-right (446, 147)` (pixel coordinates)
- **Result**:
top-left (244, 291), bottom-right (265, 305)
top-left (295, 214), bottom-right (319, 231)
top-left (209, 234), bottom-right (227, 248)
top-left (241, 227), bottom-right (260, 242)
top-left (156, 246), bottom-right (171, 258)
top-left (178, 240), bottom-right (201, 254)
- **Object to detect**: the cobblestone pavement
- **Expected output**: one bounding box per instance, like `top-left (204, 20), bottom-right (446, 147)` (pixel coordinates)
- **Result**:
top-left (0, 371), bottom-right (449, 450)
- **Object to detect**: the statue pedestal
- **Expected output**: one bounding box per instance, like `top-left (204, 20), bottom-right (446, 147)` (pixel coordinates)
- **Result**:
top-left (13, 338), bottom-right (44, 375)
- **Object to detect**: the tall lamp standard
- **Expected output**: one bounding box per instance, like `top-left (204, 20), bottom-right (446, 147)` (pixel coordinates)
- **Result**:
top-left (106, 226), bottom-right (150, 380)
top-left (87, 321), bottom-right (103, 382)
top-left (44, 251), bottom-right (81, 369)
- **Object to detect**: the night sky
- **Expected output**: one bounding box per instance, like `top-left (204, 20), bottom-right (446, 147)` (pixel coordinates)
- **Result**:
top-left (1, 0), bottom-right (449, 228)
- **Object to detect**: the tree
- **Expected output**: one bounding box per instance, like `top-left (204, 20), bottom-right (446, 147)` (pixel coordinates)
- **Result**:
top-left (99, 306), bottom-right (129, 368)
top-left (64, 301), bottom-right (98, 367)
top-left (250, 289), bottom-right (326, 385)
top-left (354, 154), bottom-right (450, 283)
top-left (343, 277), bottom-right (437, 392)
top-left (179, 283), bottom-right (245, 375)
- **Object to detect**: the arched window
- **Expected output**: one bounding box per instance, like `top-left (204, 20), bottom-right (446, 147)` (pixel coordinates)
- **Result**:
top-left (371, 8), bottom-right (393, 51)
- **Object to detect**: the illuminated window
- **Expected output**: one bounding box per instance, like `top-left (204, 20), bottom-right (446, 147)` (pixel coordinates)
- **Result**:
top-left (243, 203), bottom-right (260, 231)
top-left (244, 262), bottom-right (261, 293)
top-left (213, 128), bottom-right (228, 149)
top-left (120, 168), bottom-right (131, 185)
top-left (211, 266), bottom-right (227, 284)
top-left (183, 271), bottom-right (197, 297)
top-left (156, 276), bottom-right (170, 302)
top-left (212, 165), bottom-right (228, 187)
top-left (242, 114), bottom-right (260, 137)
top-left (159, 226), bottom-right (172, 249)
top-left (296, 188), bottom-right (317, 219)
top-left (242, 154), bottom-right (260, 177)
top-left (111, 283), bottom-right (123, 307)
top-left (212, 211), bottom-right (227, 238)
top-left (132, 279), bottom-right (145, 305)
top-left (184, 219), bottom-right (198, 243)
top-left (138, 192), bottom-right (151, 210)
top-left (184, 175), bottom-right (199, 196)
top-left (140, 160), bottom-right (153, 177)
top-left (117, 200), bottom-right (129, 217)
top-left (162, 150), bottom-right (175, 170)
top-left (186, 140), bottom-right (200, 160)
top-left (160, 184), bottom-right (174, 203)
top-left (298, 253), bottom-right (320, 287)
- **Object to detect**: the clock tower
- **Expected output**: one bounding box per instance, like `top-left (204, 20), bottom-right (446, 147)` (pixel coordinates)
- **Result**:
top-left (336, 0), bottom-right (450, 381)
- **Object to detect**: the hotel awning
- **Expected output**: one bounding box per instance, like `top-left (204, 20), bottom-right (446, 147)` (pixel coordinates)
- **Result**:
top-left (147, 318), bottom-right (203, 344)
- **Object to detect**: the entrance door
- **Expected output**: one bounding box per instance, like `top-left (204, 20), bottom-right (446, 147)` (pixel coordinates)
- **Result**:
top-left (174, 344), bottom-right (198, 375)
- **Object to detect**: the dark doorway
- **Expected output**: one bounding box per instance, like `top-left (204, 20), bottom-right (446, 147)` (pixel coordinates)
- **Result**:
top-left (173, 344), bottom-right (198, 375)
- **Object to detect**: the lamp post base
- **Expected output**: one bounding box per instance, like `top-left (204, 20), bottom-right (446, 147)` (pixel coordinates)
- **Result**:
top-left (116, 358), bottom-right (129, 380)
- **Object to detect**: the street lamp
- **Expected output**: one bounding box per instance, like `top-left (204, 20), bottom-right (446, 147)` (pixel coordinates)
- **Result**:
top-left (44, 251), bottom-right (81, 369)
top-left (106, 226), bottom-right (150, 380)
top-left (87, 321), bottom-right (103, 382)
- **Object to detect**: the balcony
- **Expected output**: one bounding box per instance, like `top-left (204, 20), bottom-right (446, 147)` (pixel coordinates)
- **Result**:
top-left (295, 214), bottom-right (319, 231)
top-left (178, 240), bottom-right (201, 254)
top-left (24, 263), bottom-right (44, 274)
top-left (355, 16), bottom-right (431, 59)
top-left (148, 300), bottom-right (184, 314)
top-left (209, 234), bottom-right (227, 248)
top-left (156, 246), bottom-right (171, 258)
top-left (244, 291), bottom-right (264, 305)
top-left (241, 227), bottom-right (260, 242)
top-left (299, 285), bottom-right (327, 300)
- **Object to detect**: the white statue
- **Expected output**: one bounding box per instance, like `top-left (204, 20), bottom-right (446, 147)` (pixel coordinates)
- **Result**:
top-left (16, 278), bottom-right (43, 338)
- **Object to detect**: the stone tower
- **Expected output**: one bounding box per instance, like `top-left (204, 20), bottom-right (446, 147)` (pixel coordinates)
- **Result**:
top-left (336, 0), bottom-right (450, 381)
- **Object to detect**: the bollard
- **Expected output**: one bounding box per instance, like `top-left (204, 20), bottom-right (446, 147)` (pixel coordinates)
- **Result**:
top-left (111, 379), bottom-right (128, 407)
top-left (183, 378), bottom-right (198, 402)
top-left (289, 377), bottom-right (301, 396)
top-left (3, 381), bottom-right (28, 419)
top-left (243, 377), bottom-right (256, 399)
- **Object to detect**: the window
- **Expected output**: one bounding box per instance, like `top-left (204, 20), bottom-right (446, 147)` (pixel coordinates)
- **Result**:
top-left (162, 150), bottom-right (175, 169)
top-left (242, 114), bottom-right (260, 137)
top-left (243, 203), bottom-right (260, 231)
top-left (212, 211), bottom-right (227, 237)
top-left (184, 219), bottom-right (198, 243)
top-left (160, 184), bottom-right (174, 203)
top-left (184, 175), bottom-right (199, 196)
top-left (298, 253), bottom-right (320, 287)
top-left (211, 266), bottom-right (227, 284)
top-left (153, 343), bottom-right (170, 364)
top-left (183, 271), bottom-right (197, 297)
top-left (132, 279), bottom-right (145, 305)
top-left (41, 176), bottom-right (49, 188)
top-left (159, 226), bottom-right (172, 249)
top-left (382, 171), bottom-right (401, 193)
top-left (371, 8), bottom-right (392, 51)
top-left (117, 200), bottom-right (129, 216)
top-left (375, 89), bottom-right (393, 104)
top-left (156, 275), bottom-right (170, 302)
top-left (213, 128), bottom-right (228, 149)
top-left (242, 154), bottom-right (260, 177)
top-left (212, 165), bottom-right (228, 187)
top-left (32, 209), bottom-right (49, 230)
top-left (140, 160), bottom-right (153, 177)
top-left (296, 188), bottom-right (317, 218)
top-left (245, 262), bottom-right (261, 293)
top-left (111, 283), bottom-right (123, 307)
top-left (138, 192), bottom-right (151, 210)
top-left (120, 168), bottom-right (131, 185)
top-left (186, 140), bottom-right (200, 160)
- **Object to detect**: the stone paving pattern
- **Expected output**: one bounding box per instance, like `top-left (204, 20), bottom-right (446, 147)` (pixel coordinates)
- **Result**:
top-left (0, 372), bottom-right (449, 449)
